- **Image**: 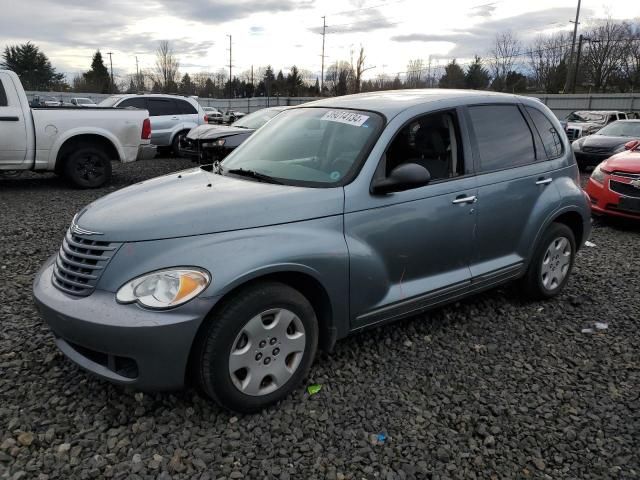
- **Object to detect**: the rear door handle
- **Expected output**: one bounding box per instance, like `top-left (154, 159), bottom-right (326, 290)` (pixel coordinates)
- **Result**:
top-left (171, 116), bottom-right (180, 120)
top-left (536, 177), bottom-right (553, 185)
top-left (452, 195), bottom-right (477, 204)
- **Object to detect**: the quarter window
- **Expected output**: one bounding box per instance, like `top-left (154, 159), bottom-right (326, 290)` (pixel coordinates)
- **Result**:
top-left (0, 79), bottom-right (7, 107)
top-left (525, 106), bottom-right (563, 159)
top-left (468, 105), bottom-right (536, 172)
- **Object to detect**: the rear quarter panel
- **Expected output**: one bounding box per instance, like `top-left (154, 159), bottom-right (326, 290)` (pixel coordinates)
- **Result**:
top-left (31, 108), bottom-right (149, 170)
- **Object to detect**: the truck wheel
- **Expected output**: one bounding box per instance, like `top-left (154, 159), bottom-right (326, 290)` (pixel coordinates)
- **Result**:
top-left (520, 223), bottom-right (576, 300)
top-left (172, 131), bottom-right (189, 157)
top-left (193, 282), bottom-right (318, 413)
top-left (63, 147), bottom-right (112, 189)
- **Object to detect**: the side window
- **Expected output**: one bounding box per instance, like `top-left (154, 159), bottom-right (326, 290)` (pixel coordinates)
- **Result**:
top-left (147, 98), bottom-right (176, 116)
top-left (176, 100), bottom-right (197, 114)
top-left (525, 106), bottom-right (563, 159)
top-left (118, 98), bottom-right (147, 109)
top-left (468, 105), bottom-right (536, 172)
top-left (0, 78), bottom-right (8, 107)
top-left (382, 110), bottom-right (464, 182)
top-left (608, 114), bottom-right (617, 124)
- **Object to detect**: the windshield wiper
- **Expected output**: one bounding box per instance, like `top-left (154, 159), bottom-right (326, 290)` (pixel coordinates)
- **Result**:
top-left (225, 168), bottom-right (282, 184)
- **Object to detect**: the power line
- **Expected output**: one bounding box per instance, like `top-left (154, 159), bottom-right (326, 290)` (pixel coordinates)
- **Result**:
top-left (564, 0), bottom-right (582, 92)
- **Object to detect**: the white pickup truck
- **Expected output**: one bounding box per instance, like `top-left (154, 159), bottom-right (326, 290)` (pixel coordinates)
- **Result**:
top-left (0, 70), bottom-right (156, 188)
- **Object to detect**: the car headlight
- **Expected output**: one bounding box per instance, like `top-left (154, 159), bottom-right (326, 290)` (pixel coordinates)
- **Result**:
top-left (572, 139), bottom-right (584, 152)
top-left (590, 164), bottom-right (607, 184)
top-left (116, 268), bottom-right (210, 309)
top-left (215, 138), bottom-right (226, 146)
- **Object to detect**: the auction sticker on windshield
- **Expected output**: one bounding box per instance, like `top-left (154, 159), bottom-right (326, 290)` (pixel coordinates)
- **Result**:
top-left (321, 110), bottom-right (370, 127)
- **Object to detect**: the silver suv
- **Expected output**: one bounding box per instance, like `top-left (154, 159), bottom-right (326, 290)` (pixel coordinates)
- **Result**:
top-left (35, 90), bottom-right (591, 413)
top-left (99, 94), bottom-right (206, 155)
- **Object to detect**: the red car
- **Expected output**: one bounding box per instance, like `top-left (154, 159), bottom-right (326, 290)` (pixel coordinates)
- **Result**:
top-left (585, 140), bottom-right (640, 219)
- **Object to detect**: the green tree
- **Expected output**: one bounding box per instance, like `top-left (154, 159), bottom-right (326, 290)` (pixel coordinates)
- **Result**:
top-left (83, 51), bottom-right (111, 93)
top-left (465, 56), bottom-right (490, 90)
top-left (287, 66), bottom-right (303, 96)
top-left (439, 59), bottom-right (466, 89)
top-left (505, 70), bottom-right (527, 92)
top-left (1, 42), bottom-right (66, 90)
top-left (179, 73), bottom-right (194, 95)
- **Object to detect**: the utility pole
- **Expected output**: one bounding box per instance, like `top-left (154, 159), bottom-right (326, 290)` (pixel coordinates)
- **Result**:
top-left (107, 52), bottom-right (114, 93)
top-left (320, 16), bottom-right (326, 95)
top-left (564, 0), bottom-right (582, 93)
top-left (227, 34), bottom-right (232, 99)
top-left (135, 56), bottom-right (140, 91)
top-left (251, 65), bottom-right (254, 97)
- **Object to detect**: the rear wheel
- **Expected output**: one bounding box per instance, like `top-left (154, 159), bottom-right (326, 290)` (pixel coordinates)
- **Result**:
top-left (63, 146), bottom-right (112, 188)
top-left (520, 223), bottom-right (576, 300)
top-left (194, 282), bottom-right (318, 413)
top-left (172, 131), bottom-right (189, 157)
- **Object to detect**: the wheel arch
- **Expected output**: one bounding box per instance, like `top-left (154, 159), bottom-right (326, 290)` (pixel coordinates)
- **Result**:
top-left (54, 133), bottom-right (120, 174)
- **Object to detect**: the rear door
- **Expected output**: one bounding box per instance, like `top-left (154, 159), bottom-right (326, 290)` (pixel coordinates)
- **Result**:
top-left (146, 98), bottom-right (180, 146)
top-left (175, 99), bottom-right (200, 126)
top-left (465, 103), bottom-right (560, 282)
top-left (0, 72), bottom-right (28, 164)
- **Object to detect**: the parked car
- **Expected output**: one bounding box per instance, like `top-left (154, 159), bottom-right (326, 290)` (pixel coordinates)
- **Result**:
top-left (203, 107), bottom-right (223, 124)
top-left (222, 110), bottom-right (246, 123)
top-left (33, 90), bottom-right (591, 413)
top-left (0, 69), bottom-right (156, 188)
top-left (71, 97), bottom-right (98, 107)
top-left (565, 110), bottom-right (627, 141)
top-left (572, 120), bottom-right (640, 170)
top-left (99, 94), bottom-right (207, 155)
top-left (181, 106), bottom-right (288, 163)
top-left (584, 140), bottom-right (640, 220)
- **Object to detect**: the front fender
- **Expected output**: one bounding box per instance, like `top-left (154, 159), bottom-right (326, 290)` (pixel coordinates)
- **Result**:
top-left (98, 216), bottom-right (350, 340)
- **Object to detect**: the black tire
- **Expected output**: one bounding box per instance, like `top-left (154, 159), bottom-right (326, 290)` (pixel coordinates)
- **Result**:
top-left (63, 146), bottom-right (112, 189)
top-left (193, 281), bottom-right (319, 413)
top-left (172, 131), bottom-right (189, 157)
top-left (520, 223), bottom-right (576, 300)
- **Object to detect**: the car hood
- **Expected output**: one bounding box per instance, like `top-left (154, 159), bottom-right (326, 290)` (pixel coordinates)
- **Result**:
top-left (602, 150), bottom-right (640, 173)
top-left (567, 121), bottom-right (602, 132)
top-left (187, 124), bottom-right (253, 140)
top-left (74, 167), bottom-right (344, 242)
top-left (580, 135), bottom-right (631, 150)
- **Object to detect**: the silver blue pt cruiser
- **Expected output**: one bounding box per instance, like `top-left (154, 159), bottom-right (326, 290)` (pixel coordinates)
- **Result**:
top-left (34, 90), bottom-right (591, 412)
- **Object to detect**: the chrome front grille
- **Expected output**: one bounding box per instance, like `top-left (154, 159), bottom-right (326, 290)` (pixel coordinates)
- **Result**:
top-left (582, 146), bottom-right (611, 154)
top-left (610, 180), bottom-right (640, 199)
top-left (52, 230), bottom-right (121, 296)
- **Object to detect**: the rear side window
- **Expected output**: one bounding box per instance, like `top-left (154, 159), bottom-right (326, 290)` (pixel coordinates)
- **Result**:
top-left (118, 97), bottom-right (147, 109)
top-left (147, 98), bottom-right (178, 116)
top-left (0, 79), bottom-right (7, 107)
top-left (468, 105), bottom-right (536, 172)
top-left (526, 107), bottom-right (563, 159)
top-left (176, 100), bottom-right (197, 114)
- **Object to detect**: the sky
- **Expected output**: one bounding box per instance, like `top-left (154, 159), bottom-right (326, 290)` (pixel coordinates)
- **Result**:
top-left (0, 0), bottom-right (638, 83)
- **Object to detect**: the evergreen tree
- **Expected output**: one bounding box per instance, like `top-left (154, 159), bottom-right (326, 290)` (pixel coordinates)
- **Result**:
top-left (83, 51), bottom-right (111, 93)
top-left (1, 42), bottom-right (66, 90)
top-left (465, 56), bottom-right (490, 90)
top-left (287, 66), bottom-right (303, 96)
top-left (439, 59), bottom-right (466, 89)
top-left (505, 71), bottom-right (527, 92)
top-left (179, 73), bottom-right (194, 95)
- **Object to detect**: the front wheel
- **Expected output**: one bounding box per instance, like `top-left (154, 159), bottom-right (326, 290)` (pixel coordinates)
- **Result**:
top-left (520, 223), bottom-right (576, 300)
top-left (63, 147), bottom-right (112, 188)
top-left (194, 282), bottom-right (318, 413)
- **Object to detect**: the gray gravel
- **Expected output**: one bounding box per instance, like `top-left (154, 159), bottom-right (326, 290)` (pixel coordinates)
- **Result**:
top-left (1, 162), bottom-right (639, 480)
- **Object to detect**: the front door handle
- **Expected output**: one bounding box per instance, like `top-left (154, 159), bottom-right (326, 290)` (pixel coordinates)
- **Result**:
top-left (171, 116), bottom-right (180, 120)
top-left (536, 177), bottom-right (553, 185)
top-left (452, 195), bottom-right (477, 204)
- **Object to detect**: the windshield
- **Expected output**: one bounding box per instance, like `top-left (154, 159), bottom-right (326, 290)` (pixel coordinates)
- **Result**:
top-left (566, 111), bottom-right (605, 123)
top-left (232, 108), bottom-right (283, 129)
top-left (596, 122), bottom-right (640, 137)
top-left (98, 96), bottom-right (124, 107)
top-left (222, 107), bottom-right (384, 186)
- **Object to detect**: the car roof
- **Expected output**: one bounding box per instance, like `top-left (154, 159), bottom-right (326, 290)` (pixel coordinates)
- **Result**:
top-left (301, 89), bottom-right (537, 118)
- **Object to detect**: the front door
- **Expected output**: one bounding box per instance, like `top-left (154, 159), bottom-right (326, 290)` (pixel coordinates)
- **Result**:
top-left (345, 109), bottom-right (477, 330)
top-left (0, 73), bottom-right (28, 165)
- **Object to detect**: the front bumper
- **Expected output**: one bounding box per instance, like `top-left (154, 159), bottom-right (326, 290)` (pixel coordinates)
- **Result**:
top-left (585, 177), bottom-right (640, 220)
top-left (574, 151), bottom-right (611, 168)
top-left (137, 143), bottom-right (157, 161)
top-left (33, 255), bottom-right (217, 390)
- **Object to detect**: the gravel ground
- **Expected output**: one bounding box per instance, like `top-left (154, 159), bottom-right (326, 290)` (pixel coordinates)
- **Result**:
top-left (1, 159), bottom-right (639, 480)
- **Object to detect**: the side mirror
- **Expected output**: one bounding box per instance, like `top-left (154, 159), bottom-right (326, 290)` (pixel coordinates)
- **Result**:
top-left (371, 163), bottom-right (431, 194)
top-left (624, 140), bottom-right (639, 151)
